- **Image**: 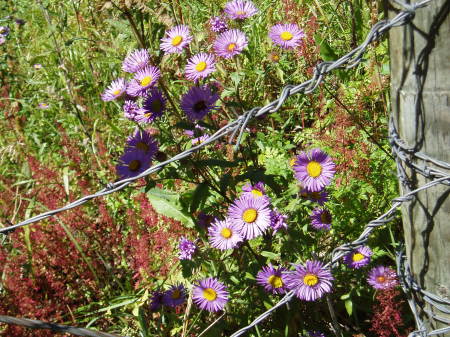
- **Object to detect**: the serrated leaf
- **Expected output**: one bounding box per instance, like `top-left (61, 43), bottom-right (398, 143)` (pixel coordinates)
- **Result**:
top-left (146, 188), bottom-right (195, 227)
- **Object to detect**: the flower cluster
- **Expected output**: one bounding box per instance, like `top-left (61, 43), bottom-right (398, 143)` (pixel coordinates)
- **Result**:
top-left (116, 130), bottom-right (158, 179)
top-left (292, 148), bottom-right (336, 231)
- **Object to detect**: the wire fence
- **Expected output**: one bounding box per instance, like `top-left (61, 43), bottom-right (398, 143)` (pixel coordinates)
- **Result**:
top-left (1, 0), bottom-right (449, 336)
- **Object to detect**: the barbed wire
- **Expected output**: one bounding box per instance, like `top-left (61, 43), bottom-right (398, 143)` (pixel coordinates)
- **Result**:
top-left (229, 175), bottom-right (450, 337)
top-left (0, 315), bottom-right (126, 337)
top-left (397, 251), bottom-right (450, 337)
top-left (1, 1), bottom-right (448, 337)
top-left (0, 0), bottom-right (434, 236)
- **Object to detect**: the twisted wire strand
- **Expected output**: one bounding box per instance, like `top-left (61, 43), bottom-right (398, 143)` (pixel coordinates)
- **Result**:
top-left (0, 3), bottom-right (424, 236)
top-left (397, 252), bottom-right (450, 337)
top-left (229, 175), bottom-right (449, 337)
top-left (0, 315), bottom-right (126, 337)
top-left (2, 1), bottom-right (448, 337)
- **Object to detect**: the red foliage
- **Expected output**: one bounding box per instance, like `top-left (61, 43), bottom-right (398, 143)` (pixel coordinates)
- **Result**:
top-left (126, 192), bottom-right (186, 287)
top-left (0, 125), bottom-right (187, 336)
top-left (370, 289), bottom-right (410, 337)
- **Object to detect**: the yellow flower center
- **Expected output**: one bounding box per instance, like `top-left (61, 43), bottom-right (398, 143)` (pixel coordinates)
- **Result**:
top-left (352, 253), bottom-right (365, 262)
top-left (280, 31), bottom-right (293, 41)
top-left (203, 288), bottom-right (217, 301)
top-left (220, 227), bottom-right (232, 239)
top-left (151, 99), bottom-right (162, 113)
top-left (144, 112), bottom-right (152, 118)
top-left (306, 161), bottom-right (322, 178)
top-left (377, 276), bottom-right (386, 283)
top-left (113, 89), bottom-right (121, 96)
top-left (242, 208), bottom-right (257, 223)
top-left (267, 275), bottom-right (283, 288)
top-left (251, 189), bottom-right (263, 197)
top-left (236, 11), bottom-right (246, 15)
top-left (195, 61), bottom-right (207, 72)
top-left (128, 160), bottom-right (141, 171)
top-left (171, 289), bottom-right (181, 299)
top-left (172, 35), bottom-right (183, 46)
top-left (140, 76), bottom-right (152, 87)
top-left (136, 142), bottom-right (149, 152)
top-left (227, 43), bottom-right (237, 51)
top-left (303, 273), bottom-right (318, 286)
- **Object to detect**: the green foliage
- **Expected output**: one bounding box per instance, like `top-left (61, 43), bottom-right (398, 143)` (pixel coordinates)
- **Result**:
top-left (0, 0), bottom-right (407, 336)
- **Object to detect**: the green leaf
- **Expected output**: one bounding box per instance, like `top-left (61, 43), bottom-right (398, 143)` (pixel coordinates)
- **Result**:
top-left (318, 38), bottom-right (338, 61)
top-left (345, 299), bottom-right (353, 316)
top-left (138, 307), bottom-right (149, 337)
top-left (146, 187), bottom-right (195, 227)
top-left (190, 183), bottom-right (209, 213)
top-left (340, 293), bottom-right (350, 300)
top-left (261, 251), bottom-right (280, 260)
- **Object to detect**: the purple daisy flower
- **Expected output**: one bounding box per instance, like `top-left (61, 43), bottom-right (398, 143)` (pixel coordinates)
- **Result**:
top-left (293, 148), bottom-right (336, 192)
top-left (0, 26), bottom-right (10, 37)
top-left (116, 149), bottom-right (151, 179)
top-left (185, 53), bottom-right (216, 81)
top-left (285, 260), bottom-right (334, 301)
top-left (193, 277), bottom-right (229, 312)
top-left (242, 182), bottom-right (268, 200)
top-left (162, 284), bottom-right (186, 307)
top-left (126, 66), bottom-right (160, 97)
top-left (343, 246), bottom-right (373, 269)
top-left (135, 87), bottom-right (166, 123)
top-left (149, 291), bottom-right (164, 311)
top-left (300, 189), bottom-right (329, 206)
top-left (367, 266), bottom-right (398, 290)
top-left (213, 29), bottom-right (248, 59)
top-left (160, 25), bottom-right (192, 54)
top-left (269, 23), bottom-right (305, 49)
top-left (181, 85), bottom-right (219, 121)
top-left (101, 78), bottom-right (127, 101)
top-left (310, 208), bottom-right (332, 231)
top-left (126, 130), bottom-right (158, 156)
top-left (33, 64), bottom-right (43, 70)
top-left (123, 100), bottom-right (140, 121)
top-left (270, 209), bottom-right (288, 234)
top-left (224, 0), bottom-right (259, 20)
top-left (122, 49), bottom-right (150, 73)
top-left (178, 237), bottom-right (197, 260)
top-left (37, 103), bottom-right (50, 109)
top-left (208, 218), bottom-right (243, 250)
top-left (256, 265), bottom-right (288, 294)
top-left (227, 195), bottom-right (271, 240)
top-left (0, 36), bottom-right (6, 45)
top-left (209, 16), bottom-right (228, 33)
top-left (308, 331), bottom-right (326, 337)
top-left (192, 134), bottom-right (210, 145)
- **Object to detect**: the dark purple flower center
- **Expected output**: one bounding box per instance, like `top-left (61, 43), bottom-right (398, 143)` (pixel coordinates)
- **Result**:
top-left (193, 100), bottom-right (207, 113)
top-left (128, 159), bottom-right (141, 171)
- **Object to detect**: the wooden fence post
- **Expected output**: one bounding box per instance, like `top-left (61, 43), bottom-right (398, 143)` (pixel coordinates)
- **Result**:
top-left (389, 0), bottom-right (450, 334)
